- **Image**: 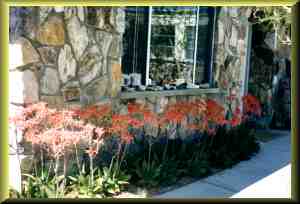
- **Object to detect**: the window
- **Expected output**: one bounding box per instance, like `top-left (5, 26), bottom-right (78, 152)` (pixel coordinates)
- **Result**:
top-left (121, 6), bottom-right (216, 88)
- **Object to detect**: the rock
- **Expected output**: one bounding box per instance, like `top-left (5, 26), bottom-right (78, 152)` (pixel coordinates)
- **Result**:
top-left (95, 7), bottom-right (111, 30)
top-left (40, 67), bottom-right (60, 95)
top-left (39, 7), bottom-right (53, 24)
top-left (95, 31), bottom-right (113, 74)
top-left (238, 24), bottom-right (247, 40)
top-left (217, 21), bottom-right (225, 45)
top-left (9, 38), bottom-right (40, 69)
top-left (108, 35), bottom-right (122, 59)
top-left (77, 7), bottom-right (85, 22)
top-left (156, 97), bottom-right (168, 113)
top-left (10, 7), bottom-right (36, 42)
top-left (23, 8), bottom-right (39, 40)
top-left (66, 16), bottom-right (89, 60)
top-left (96, 31), bottom-right (113, 58)
top-left (62, 87), bottom-right (81, 102)
top-left (110, 8), bottom-right (125, 33)
top-left (230, 25), bottom-right (239, 47)
top-left (9, 69), bottom-right (39, 104)
top-left (37, 47), bottom-right (58, 66)
top-left (168, 96), bottom-right (177, 105)
top-left (40, 95), bottom-right (65, 108)
top-left (80, 77), bottom-right (108, 105)
top-left (58, 44), bottom-right (77, 83)
top-left (64, 7), bottom-right (77, 20)
top-left (37, 15), bottom-right (65, 46)
top-left (110, 63), bottom-right (122, 97)
top-left (78, 44), bottom-right (103, 86)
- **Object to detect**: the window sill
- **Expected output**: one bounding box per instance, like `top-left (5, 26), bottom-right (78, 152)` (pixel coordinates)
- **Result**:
top-left (119, 88), bottom-right (225, 99)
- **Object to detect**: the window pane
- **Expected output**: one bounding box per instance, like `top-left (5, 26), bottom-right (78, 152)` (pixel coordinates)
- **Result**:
top-left (122, 7), bottom-right (149, 84)
top-left (149, 6), bottom-right (197, 86)
top-left (194, 7), bottom-right (215, 85)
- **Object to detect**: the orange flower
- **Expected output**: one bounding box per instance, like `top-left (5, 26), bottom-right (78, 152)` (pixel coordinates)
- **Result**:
top-left (242, 94), bottom-right (262, 117)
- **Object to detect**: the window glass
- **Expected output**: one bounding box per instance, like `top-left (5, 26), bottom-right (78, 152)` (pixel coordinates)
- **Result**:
top-left (194, 7), bottom-right (215, 85)
top-left (121, 6), bottom-right (215, 88)
top-left (149, 6), bottom-right (197, 86)
top-left (122, 7), bottom-right (149, 84)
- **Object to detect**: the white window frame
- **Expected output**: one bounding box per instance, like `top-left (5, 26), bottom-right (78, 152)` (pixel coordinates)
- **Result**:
top-left (136, 6), bottom-right (216, 86)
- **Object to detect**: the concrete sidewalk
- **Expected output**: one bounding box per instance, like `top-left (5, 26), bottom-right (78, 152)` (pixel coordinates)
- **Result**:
top-left (154, 131), bottom-right (291, 198)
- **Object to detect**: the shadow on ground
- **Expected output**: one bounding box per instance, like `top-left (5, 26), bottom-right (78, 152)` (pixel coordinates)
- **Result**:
top-left (154, 130), bottom-right (291, 198)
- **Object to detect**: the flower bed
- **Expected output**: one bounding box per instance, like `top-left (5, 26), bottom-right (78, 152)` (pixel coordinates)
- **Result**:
top-left (9, 94), bottom-right (262, 198)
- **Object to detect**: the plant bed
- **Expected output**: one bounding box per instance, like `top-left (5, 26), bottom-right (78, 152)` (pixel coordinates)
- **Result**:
top-left (9, 94), bottom-right (262, 199)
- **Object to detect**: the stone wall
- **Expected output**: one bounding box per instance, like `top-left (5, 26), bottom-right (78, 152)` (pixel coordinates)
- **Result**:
top-left (8, 6), bottom-right (125, 191)
top-left (9, 7), bottom-right (124, 109)
top-left (8, 6), bottom-right (252, 191)
top-left (212, 7), bottom-right (252, 110)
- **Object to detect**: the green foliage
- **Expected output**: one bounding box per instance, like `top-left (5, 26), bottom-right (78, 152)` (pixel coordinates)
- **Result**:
top-left (21, 168), bottom-right (65, 198)
top-left (158, 156), bottom-right (181, 186)
top-left (99, 165), bottom-right (130, 196)
top-left (67, 165), bottom-right (103, 198)
top-left (67, 163), bottom-right (130, 198)
top-left (134, 158), bottom-right (162, 188)
top-left (252, 6), bottom-right (291, 45)
top-left (185, 153), bottom-right (211, 178)
top-left (208, 123), bottom-right (260, 169)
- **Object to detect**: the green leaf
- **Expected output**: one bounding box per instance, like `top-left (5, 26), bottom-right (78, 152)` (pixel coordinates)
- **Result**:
top-left (68, 176), bottom-right (78, 182)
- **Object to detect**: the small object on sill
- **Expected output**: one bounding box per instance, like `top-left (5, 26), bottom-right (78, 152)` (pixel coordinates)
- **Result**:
top-left (176, 83), bottom-right (187, 90)
top-left (121, 86), bottom-right (135, 92)
top-left (130, 73), bottom-right (142, 87)
top-left (122, 74), bottom-right (131, 87)
top-left (169, 85), bottom-right (177, 90)
top-left (175, 78), bottom-right (186, 86)
top-left (164, 84), bottom-right (177, 90)
top-left (164, 84), bottom-right (171, 90)
top-left (199, 83), bottom-right (210, 89)
top-left (136, 85), bottom-right (146, 91)
top-left (146, 85), bottom-right (163, 92)
top-left (187, 82), bottom-right (200, 89)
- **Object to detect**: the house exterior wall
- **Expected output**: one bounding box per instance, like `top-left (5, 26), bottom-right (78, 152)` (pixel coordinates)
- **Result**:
top-left (9, 7), bottom-right (125, 109)
top-left (8, 6), bottom-right (252, 191)
top-left (213, 7), bottom-right (252, 110)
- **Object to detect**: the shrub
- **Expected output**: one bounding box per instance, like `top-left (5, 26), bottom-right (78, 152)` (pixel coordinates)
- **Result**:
top-left (9, 94), bottom-right (262, 197)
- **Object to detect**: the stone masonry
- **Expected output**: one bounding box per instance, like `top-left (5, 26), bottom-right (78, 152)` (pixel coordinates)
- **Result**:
top-left (8, 6), bottom-right (251, 191)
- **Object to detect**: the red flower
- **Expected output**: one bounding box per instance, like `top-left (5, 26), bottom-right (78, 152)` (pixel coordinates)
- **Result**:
top-left (242, 94), bottom-right (262, 117)
top-left (205, 99), bottom-right (226, 126)
top-left (129, 118), bottom-right (144, 128)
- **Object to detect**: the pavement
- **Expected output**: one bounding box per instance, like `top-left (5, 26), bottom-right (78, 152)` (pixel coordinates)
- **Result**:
top-left (154, 130), bottom-right (291, 199)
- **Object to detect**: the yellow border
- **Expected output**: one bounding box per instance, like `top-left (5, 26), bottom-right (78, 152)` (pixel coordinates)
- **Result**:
top-left (3, 0), bottom-right (299, 6)
top-left (0, 0), bottom-right (9, 201)
top-left (0, 0), bottom-right (298, 202)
